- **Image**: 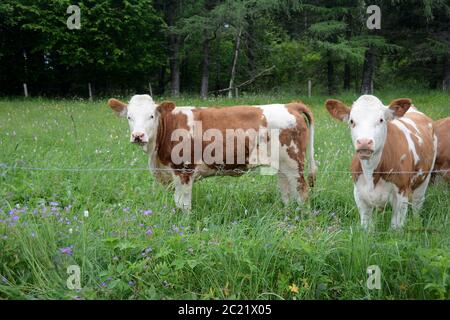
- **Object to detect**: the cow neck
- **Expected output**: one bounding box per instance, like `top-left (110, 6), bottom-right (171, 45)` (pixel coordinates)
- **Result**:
top-left (154, 113), bottom-right (167, 161)
top-left (359, 150), bottom-right (383, 190)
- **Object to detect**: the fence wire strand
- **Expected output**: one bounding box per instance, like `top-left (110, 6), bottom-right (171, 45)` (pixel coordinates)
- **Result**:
top-left (1, 164), bottom-right (449, 176)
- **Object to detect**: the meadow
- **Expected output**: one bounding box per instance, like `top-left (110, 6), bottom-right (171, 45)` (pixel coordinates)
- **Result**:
top-left (0, 91), bottom-right (448, 300)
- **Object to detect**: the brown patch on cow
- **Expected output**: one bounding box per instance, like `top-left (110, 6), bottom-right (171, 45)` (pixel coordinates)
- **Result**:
top-left (325, 99), bottom-right (351, 122)
top-left (281, 102), bottom-right (315, 196)
top-left (261, 114), bottom-right (268, 128)
top-left (108, 98), bottom-right (127, 115)
top-left (388, 98), bottom-right (412, 117)
top-left (434, 117), bottom-right (450, 181)
top-left (155, 107), bottom-right (195, 184)
top-left (157, 101), bottom-right (176, 115)
top-left (192, 105), bottom-right (264, 172)
top-left (351, 110), bottom-right (435, 196)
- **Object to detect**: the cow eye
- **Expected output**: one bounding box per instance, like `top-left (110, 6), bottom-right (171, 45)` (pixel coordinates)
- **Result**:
top-left (349, 119), bottom-right (354, 125)
top-left (150, 115), bottom-right (154, 119)
top-left (127, 116), bottom-right (131, 120)
top-left (379, 118), bottom-right (384, 123)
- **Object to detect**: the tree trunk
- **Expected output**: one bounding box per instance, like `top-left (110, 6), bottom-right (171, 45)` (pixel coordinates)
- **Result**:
top-left (157, 66), bottom-right (166, 95)
top-left (246, 18), bottom-right (256, 76)
top-left (228, 27), bottom-right (242, 98)
top-left (169, 36), bottom-right (180, 97)
top-left (327, 51), bottom-right (336, 95)
top-left (200, 39), bottom-right (210, 99)
top-left (443, 54), bottom-right (450, 92)
top-left (361, 46), bottom-right (375, 94)
top-left (344, 61), bottom-right (351, 91)
top-left (166, 0), bottom-right (181, 97)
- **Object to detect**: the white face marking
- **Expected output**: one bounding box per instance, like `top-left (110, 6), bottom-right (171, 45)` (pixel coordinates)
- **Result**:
top-left (126, 95), bottom-right (158, 143)
top-left (259, 104), bottom-right (297, 129)
top-left (348, 95), bottom-right (390, 154)
top-left (391, 119), bottom-right (420, 165)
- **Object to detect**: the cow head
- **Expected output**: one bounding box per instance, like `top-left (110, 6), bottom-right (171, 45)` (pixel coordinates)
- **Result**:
top-left (325, 95), bottom-right (412, 160)
top-left (108, 94), bottom-right (175, 146)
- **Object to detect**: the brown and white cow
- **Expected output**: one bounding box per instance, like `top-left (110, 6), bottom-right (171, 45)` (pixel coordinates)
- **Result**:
top-left (433, 117), bottom-right (450, 181)
top-left (326, 95), bottom-right (437, 230)
top-left (108, 94), bottom-right (316, 210)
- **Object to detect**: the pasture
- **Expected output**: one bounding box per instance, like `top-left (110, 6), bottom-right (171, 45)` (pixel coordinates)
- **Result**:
top-left (0, 91), bottom-right (448, 300)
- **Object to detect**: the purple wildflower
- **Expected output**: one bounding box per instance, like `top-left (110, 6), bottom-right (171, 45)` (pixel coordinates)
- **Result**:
top-left (59, 246), bottom-right (73, 255)
top-left (145, 228), bottom-right (153, 236)
top-left (143, 209), bottom-right (153, 216)
top-left (50, 201), bottom-right (59, 207)
top-left (128, 281), bottom-right (135, 287)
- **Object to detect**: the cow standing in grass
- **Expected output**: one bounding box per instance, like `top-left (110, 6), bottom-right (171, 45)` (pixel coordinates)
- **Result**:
top-left (108, 95), bottom-right (316, 210)
top-left (433, 117), bottom-right (450, 182)
top-left (326, 95), bottom-right (437, 230)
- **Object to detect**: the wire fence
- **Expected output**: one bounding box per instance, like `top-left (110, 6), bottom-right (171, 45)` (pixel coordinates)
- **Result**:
top-left (1, 164), bottom-right (449, 176)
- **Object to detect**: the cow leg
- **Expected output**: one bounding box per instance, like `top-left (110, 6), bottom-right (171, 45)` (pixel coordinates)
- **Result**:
top-left (277, 172), bottom-right (290, 205)
top-left (279, 153), bottom-right (308, 204)
top-left (412, 173), bottom-right (432, 215)
top-left (354, 186), bottom-right (373, 230)
top-left (391, 191), bottom-right (409, 229)
top-left (173, 174), bottom-right (193, 210)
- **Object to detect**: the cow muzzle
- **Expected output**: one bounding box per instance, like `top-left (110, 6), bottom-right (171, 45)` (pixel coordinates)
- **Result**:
top-left (131, 132), bottom-right (147, 144)
top-left (356, 138), bottom-right (374, 160)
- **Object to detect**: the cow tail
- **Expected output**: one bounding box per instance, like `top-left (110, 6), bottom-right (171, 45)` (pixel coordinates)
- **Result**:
top-left (293, 103), bottom-right (316, 188)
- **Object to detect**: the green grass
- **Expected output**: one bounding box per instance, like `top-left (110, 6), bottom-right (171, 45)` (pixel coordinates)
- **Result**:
top-left (0, 91), bottom-right (448, 300)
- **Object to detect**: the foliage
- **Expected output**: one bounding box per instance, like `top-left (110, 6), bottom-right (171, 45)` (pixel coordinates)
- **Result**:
top-left (0, 1), bottom-right (448, 95)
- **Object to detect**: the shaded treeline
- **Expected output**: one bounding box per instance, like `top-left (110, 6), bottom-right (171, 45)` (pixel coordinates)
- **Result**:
top-left (0, 0), bottom-right (448, 98)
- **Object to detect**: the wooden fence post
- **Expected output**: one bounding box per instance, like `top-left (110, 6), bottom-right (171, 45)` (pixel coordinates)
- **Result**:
top-left (23, 83), bottom-right (28, 98)
top-left (88, 83), bottom-right (93, 101)
top-left (308, 80), bottom-right (312, 98)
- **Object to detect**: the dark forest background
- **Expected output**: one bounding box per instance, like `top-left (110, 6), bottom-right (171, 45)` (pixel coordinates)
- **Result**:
top-left (0, 0), bottom-right (449, 98)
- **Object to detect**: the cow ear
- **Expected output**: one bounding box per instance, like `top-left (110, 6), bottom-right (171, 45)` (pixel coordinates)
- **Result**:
top-left (157, 101), bottom-right (175, 115)
top-left (388, 98), bottom-right (412, 118)
top-left (108, 98), bottom-right (127, 117)
top-left (325, 99), bottom-right (351, 122)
